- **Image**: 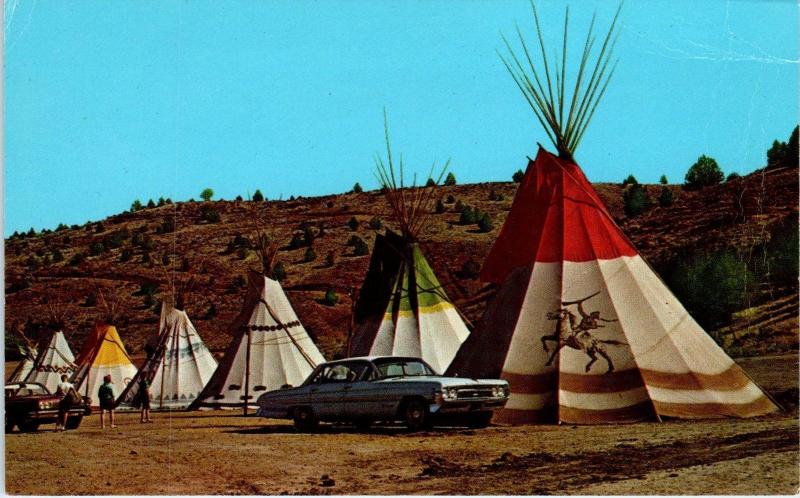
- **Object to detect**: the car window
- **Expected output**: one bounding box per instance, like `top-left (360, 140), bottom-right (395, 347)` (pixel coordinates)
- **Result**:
top-left (375, 359), bottom-right (436, 378)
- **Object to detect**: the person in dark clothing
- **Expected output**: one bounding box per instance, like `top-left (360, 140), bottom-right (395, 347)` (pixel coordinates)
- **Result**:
top-left (138, 376), bottom-right (152, 423)
top-left (98, 375), bottom-right (116, 429)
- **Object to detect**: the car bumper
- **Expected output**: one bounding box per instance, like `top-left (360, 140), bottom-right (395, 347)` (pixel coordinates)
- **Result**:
top-left (26, 408), bottom-right (89, 420)
top-left (431, 398), bottom-right (508, 414)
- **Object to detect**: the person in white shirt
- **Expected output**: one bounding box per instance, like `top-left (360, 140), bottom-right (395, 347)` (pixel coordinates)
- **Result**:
top-left (55, 374), bottom-right (77, 432)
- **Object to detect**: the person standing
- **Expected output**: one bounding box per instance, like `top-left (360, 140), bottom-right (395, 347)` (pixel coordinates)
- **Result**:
top-left (55, 374), bottom-right (77, 432)
top-left (98, 375), bottom-right (116, 429)
top-left (138, 376), bottom-right (152, 423)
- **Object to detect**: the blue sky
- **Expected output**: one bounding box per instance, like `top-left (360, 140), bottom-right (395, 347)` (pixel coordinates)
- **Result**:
top-left (4, 0), bottom-right (797, 236)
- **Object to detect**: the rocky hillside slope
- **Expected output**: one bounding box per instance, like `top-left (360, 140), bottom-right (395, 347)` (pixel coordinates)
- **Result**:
top-left (5, 164), bottom-right (797, 360)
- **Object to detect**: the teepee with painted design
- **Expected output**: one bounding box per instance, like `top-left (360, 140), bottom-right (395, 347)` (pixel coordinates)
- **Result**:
top-left (71, 323), bottom-right (138, 407)
top-left (190, 232), bottom-right (325, 411)
top-left (117, 301), bottom-right (218, 410)
top-left (350, 112), bottom-right (470, 374)
top-left (447, 4), bottom-right (778, 423)
top-left (26, 331), bottom-right (77, 393)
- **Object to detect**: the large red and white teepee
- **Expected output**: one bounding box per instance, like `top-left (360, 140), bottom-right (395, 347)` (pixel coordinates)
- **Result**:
top-left (447, 4), bottom-right (778, 424)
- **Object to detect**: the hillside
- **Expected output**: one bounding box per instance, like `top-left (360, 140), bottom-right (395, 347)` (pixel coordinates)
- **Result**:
top-left (5, 164), bottom-right (798, 361)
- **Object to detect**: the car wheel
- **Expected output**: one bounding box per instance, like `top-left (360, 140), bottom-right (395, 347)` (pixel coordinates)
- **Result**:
top-left (402, 399), bottom-right (429, 431)
top-left (292, 407), bottom-right (319, 432)
top-left (65, 415), bottom-right (83, 430)
top-left (467, 412), bottom-right (493, 429)
top-left (18, 420), bottom-right (40, 433)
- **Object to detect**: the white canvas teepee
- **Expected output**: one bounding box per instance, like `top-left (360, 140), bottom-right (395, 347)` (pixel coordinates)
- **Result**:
top-left (25, 331), bottom-right (77, 393)
top-left (117, 303), bottom-right (218, 410)
top-left (8, 344), bottom-right (38, 383)
top-left (191, 271), bottom-right (325, 411)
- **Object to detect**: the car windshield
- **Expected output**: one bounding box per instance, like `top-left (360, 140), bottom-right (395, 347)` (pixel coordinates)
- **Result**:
top-left (373, 359), bottom-right (436, 379)
top-left (5, 383), bottom-right (49, 397)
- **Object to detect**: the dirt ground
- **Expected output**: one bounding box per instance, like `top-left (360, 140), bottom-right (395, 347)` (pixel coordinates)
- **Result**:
top-left (5, 354), bottom-right (799, 495)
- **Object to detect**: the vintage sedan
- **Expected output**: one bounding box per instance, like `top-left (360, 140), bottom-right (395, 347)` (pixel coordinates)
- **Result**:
top-left (5, 382), bottom-right (91, 432)
top-left (256, 356), bottom-right (510, 431)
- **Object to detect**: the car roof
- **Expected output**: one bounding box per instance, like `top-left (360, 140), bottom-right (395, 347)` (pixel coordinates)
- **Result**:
top-left (322, 356), bottom-right (423, 365)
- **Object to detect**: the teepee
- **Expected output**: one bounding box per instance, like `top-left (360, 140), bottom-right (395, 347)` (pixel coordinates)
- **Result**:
top-left (190, 232), bottom-right (325, 412)
top-left (71, 288), bottom-right (137, 407)
top-left (8, 342), bottom-right (38, 383)
top-left (117, 297), bottom-right (218, 410)
top-left (25, 331), bottom-right (77, 393)
top-left (350, 113), bottom-right (470, 374)
top-left (448, 4), bottom-right (778, 423)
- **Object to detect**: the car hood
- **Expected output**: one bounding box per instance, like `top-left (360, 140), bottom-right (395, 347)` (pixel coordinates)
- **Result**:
top-left (376, 376), bottom-right (507, 388)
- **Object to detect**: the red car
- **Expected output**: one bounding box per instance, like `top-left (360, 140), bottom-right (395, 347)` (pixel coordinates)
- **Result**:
top-left (5, 382), bottom-right (91, 432)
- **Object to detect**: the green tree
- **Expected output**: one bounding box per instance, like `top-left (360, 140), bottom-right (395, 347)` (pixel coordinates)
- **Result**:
top-left (726, 172), bottom-right (741, 182)
top-left (146, 199), bottom-right (156, 209)
top-left (459, 206), bottom-right (477, 225)
top-left (435, 199), bottom-right (446, 214)
top-left (621, 174), bottom-right (638, 187)
top-left (252, 189), bottom-right (264, 202)
top-left (623, 184), bottom-right (650, 217)
top-left (443, 172), bottom-right (457, 186)
top-left (304, 247), bottom-right (317, 263)
top-left (369, 216), bottom-right (382, 230)
top-left (659, 174), bottom-right (668, 185)
top-left (347, 217), bottom-right (359, 231)
top-left (200, 188), bottom-right (214, 202)
top-left (684, 155), bottom-right (723, 190)
top-left (353, 238), bottom-right (370, 256)
top-left (271, 261), bottom-right (287, 281)
top-left (512, 169), bottom-right (525, 183)
top-left (131, 199), bottom-right (143, 211)
top-left (425, 177), bottom-right (436, 187)
top-left (352, 182), bottom-right (363, 194)
top-left (658, 186), bottom-right (674, 207)
top-left (322, 288), bottom-right (338, 306)
top-left (477, 213), bottom-right (494, 232)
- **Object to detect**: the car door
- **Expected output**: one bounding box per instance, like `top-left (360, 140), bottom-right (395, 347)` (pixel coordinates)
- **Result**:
top-left (308, 364), bottom-right (348, 420)
top-left (339, 361), bottom-right (381, 419)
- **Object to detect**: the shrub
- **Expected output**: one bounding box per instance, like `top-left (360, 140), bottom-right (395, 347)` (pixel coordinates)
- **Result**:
top-left (56, 223), bottom-right (68, 232)
top-left (623, 184), bottom-right (650, 217)
top-left (200, 188), bottom-right (214, 202)
top-left (460, 258), bottom-right (481, 279)
top-left (658, 186), bottom-right (674, 207)
top-left (347, 217), bottom-right (359, 231)
top-left (131, 199), bottom-right (143, 211)
top-left (425, 177), bottom-right (436, 187)
top-left (303, 226), bottom-right (316, 246)
top-left (235, 195), bottom-right (243, 202)
top-left (322, 288), bottom-right (338, 306)
top-left (621, 174), bottom-right (638, 187)
top-left (271, 261), bottom-right (286, 281)
top-left (252, 189), bottom-right (264, 202)
top-left (304, 247), bottom-right (317, 263)
top-left (158, 197), bottom-right (166, 207)
top-left (120, 248), bottom-right (133, 262)
top-left (659, 174), bottom-right (668, 185)
top-left (764, 215), bottom-right (799, 286)
top-left (512, 169), bottom-right (524, 183)
top-left (204, 303), bottom-right (217, 319)
top-left (726, 172), bottom-right (741, 182)
top-left (141, 252), bottom-right (152, 265)
top-left (347, 235), bottom-right (363, 247)
top-left (459, 206), bottom-right (477, 225)
top-left (165, 198), bottom-right (173, 205)
top-left (26, 255), bottom-right (40, 269)
top-left (132, 232), bottom-right (145, 247)
top-left (445, 194), bottom-right (455, 204)
top-left (289, 232), bottom-right (305, 250)
top-left (105, 229), bottom-right (129, 248)
top-left (84, 292), bottom-right (97, 307)
top-left (199, 205), bottom-right (220, 223)
top-left (369, 216), bottom-right (383, 230)
top-left (147, 199), bottom-right (156, 209)
top-left (325, 250), bottom-right (337, 267)
top-left (27, 227), bottom-right (36, 237)
top-left (353, 238), bottom-right (370, 256)
top-left (444, 172), bottom-right (457, 186)
top-left (454, 200), bottom-right (464, 212)
top-left (477, 213), bottom-right (494, 232)
top-left (684, 155), bottom-right (723, 190)
top-left (51, 248), bottom-right (64, 263)
top-left (352, 182), bottom-right (363, 194)
top-left (665, 250), bottom-right (754, 329)
top-left (94, 222), bottom-right (105, 233)
top-left (89, 241), bottom-right (105, 256)
top-left (161, 253), bottom-right (170, 266)
top-left (435, 199), bottom-right (446, 214)
top-left (156, 217), bottom-right (176, 234)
